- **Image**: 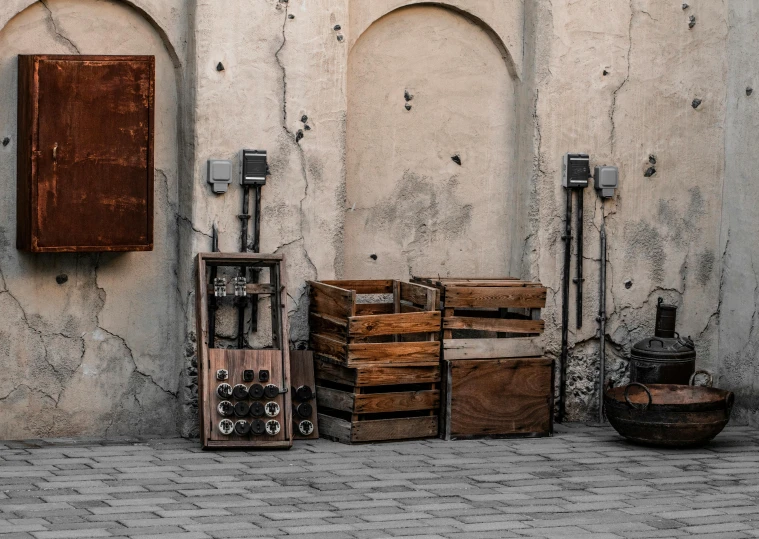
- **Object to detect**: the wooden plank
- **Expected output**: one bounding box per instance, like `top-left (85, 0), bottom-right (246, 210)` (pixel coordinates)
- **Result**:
top-left (400, 281), bottom-right (431, 306)
top-left (290, 350), bottom-right (319, 440)
top-left (310, 333), bottom-right (347, 362)
top-left (355, 390), bottom-right (439, 414)
top-left (352, 416), bottom-right (438, 442)
top-left (316, 386), bottom-right (355, 413)
top-left (348, 312), bottom-right (441, 337)
top-left (309, 312), bottom-right (348, 340)
top-left (443, 317), bottom-right (544, 334)
top-left (443, 337), bottom-right (543, 360)
top-left (353, 365), bottom-right (441, 386)
top-left (355, 303), bottom-right (394, 315)
top-left (400, 304), bottom-right (424, 313)
top-left (314, 360), bottom-right (357, 386)
top-left (444, 358), bottom-right (553, 438)
top-left (309, 281), bottom-right (355, 318)
top-left (317, 414), bottom-right (352, 443)
top-left (321, 280), bottom-right (394, 294)
top-left (206, 283), bottom-right (276, 295)
top-left (445, 287), bottom-right (547, 309)
top-left (347, 340), bottom-right (440, 364)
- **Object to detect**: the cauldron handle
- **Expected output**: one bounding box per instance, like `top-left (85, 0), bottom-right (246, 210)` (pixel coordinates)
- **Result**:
top-left (624, 383), bottom-right (652, 411)
top-left (689, 370), bottom-right (714, 388)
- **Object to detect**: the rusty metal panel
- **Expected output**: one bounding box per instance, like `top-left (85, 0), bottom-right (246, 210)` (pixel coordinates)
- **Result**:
top-left (17, 55), bottom-right (155, 252)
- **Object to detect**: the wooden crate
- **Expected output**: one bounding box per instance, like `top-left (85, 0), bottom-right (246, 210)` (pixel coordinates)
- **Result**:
top-left (412, 277), bottom-right (552, 439)
top-left (441, 358), bottom-right (554, 440)
top-left (411, 277), bottom-right (546, 361)
top-left (308, 280), bottom-right (441, 367)
top-left (315, 358), bottom-right (440, 443)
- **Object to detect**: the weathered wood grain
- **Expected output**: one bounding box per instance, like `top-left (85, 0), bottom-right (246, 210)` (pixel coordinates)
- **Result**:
top-left (443, 337), bottom-right (543, 360)
top-left (443, 317), bottom-right (544, 334)
top-left (309, 281), bottom-right (355, 318)
top-left (444, 286), bottom-right (547, 309)
top-left (348, 311), bottom-right (441, 337)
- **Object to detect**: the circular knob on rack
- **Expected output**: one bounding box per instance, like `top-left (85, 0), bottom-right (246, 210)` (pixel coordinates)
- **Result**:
top-left (217, 401), bottom-right (234, 417)
top-left (234, 420), bottom-right (251, 436)
top-left (265, 419), bottom-right (281, 436)
top-left (250, 418), bottom-right (266, 435)
top-left (234, 401), bottom-right (250, 417)
top-left (296, 402), bottom-right (313, 418)
top-left (298, 420), bottom-right (314, 436)
top-left (249, 383), bottom-right (265, 399)
top-left (232, 384), bottom-right (249, 400)
top-left (249, 401), bottom-right (265, 418)
top-left (264, 401), bottom-right (280, 418)
top-left (264, 384), bottom-right (279, 399)
top-left (216, 369), bottom-right (229, 381)
top-left (218, 418), bottom-right (234, 436)
top-left (295, 385), bottom-right (313, 401)
top-left (216, 383), bottom-right (233, 399)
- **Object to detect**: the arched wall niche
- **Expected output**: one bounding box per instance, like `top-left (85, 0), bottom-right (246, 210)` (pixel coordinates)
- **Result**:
top-left (349, 0), bottom-right (523, 79)
top-left (0, 0), bottom-right (182, 67)
top-left (0, 0), bottom-right (185, 439)
top-left (344, 3), bottom-right (526, 280)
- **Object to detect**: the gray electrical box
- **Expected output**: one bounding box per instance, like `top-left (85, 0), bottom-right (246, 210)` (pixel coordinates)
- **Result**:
top-left (207, 159), bottom-right (233, 194)
top-left (594, 165), bottom-right (619, 198)
top-left (562, 153), bottom-right (590, 188)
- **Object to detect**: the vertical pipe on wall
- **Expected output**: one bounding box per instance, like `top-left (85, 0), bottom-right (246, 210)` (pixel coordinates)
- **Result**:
top-left (559, 188), bottom-right (573, 423)
top-left (575, 192), bottom-right (584, 328)
top-left (598, 217), bottom-right (607, 423)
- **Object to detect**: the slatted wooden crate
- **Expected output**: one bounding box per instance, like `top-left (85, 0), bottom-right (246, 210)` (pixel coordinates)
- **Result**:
top-left (411, 277), bottom-right (552, 439)
top-left (308, 280), bottom-right (441, 367)
top-left (315, 359), bottom-right (440, 443)
top-left (308, 280), bottom-right (441, 443)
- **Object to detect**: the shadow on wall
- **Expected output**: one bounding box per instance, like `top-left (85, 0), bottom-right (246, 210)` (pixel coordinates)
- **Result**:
top-left (344, 4), bottom-right (525, 280)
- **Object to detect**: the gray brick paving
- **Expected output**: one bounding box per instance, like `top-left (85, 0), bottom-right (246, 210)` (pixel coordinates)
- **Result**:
top-left (1, 424), bottom-right (759, 538)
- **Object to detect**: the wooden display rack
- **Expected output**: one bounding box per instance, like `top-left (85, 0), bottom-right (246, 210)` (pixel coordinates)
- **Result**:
top-left (308, 280), bottom-right (441, 443)
top-left (411, 277), bottom-right (553, 440)
top-left (196, 253), bottom-right (292, 449)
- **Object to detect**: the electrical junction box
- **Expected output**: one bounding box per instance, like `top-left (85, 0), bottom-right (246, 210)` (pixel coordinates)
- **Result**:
top-left (562, 153), bottom-right (591, 188)
top-left (594, 165), bottom-right (619, 198)
top-left (207, 159), bottom-right (232, 194)
top-left (240, 149), bottom-right (268, 186)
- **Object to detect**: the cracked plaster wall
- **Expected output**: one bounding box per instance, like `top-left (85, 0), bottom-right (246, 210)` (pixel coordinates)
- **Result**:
top-left (2, 0), bottom-right (758, 439)
top-left (0, 0), bottom-right (187, 439)
top-left (719, 0), bottom-right (759, 426)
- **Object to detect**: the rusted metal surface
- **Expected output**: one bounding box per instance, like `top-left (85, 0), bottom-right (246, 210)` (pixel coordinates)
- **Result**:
top-left (17, 55), bottom-right (155, 252)
top-left (604, 380), bottom-right (734, 447)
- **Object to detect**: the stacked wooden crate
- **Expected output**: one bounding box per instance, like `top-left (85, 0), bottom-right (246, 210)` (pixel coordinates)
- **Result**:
top-left (412, 277), bottom-right (553, 440)
top-left (308, 280), bottom-right (441, 443)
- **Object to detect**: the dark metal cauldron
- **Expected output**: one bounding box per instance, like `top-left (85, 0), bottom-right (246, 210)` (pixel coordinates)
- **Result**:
top-left (630, 298), bottom-right (696, 385)
top-left (604, 371), bottom-right (734, 447)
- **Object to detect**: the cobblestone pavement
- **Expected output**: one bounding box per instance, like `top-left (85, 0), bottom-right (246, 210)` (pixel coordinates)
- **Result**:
top-left (1, 424), bottom-right (758, 539)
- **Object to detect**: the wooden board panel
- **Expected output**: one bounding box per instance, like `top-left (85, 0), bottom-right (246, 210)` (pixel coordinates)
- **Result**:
top-left (290, 350), bottom-right (319, 440)
top-left (309, 281), bottom-right (355, 318)
top-left (321, 280), bottom-right (394, 294)
top-left (310, 333), bottom-right (347, 362)
top-left (443, 317), bottom-right (544, 334)
top-left (315, 359), bottom-right (440, 387)
top-left (352, 416), bottom-right (438, 442)
top-left (400, 281), bottom-right (439, 309)
top-left (443, 358), bottom-right (553, 439)
top-left (355, 303), bottom-right (394, 315)
top-left (205, 349), bottom-right (291, 446)
top-left (348, 311), bottom-right (441, 337)
top-left (443, 337), bottom-right (543, 360)
top-left (316, 386), bottom-right (439, 414)
top-left (347, 340), bottom-right (440, 365)
top-left (444, 286), bottom-right (547, 309)
top-left (309, 313), bottom-right (348, 341)
top-left (318, 414), bottom-right (438, 443)
top-left (18, 55), bottom-right (155, 252)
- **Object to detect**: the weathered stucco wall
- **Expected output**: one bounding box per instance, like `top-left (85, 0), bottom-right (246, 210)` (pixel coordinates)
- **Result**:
top-left (1, 0), bottom-right (757, 438)
top-left (0, 0), bottom-right (185, 438)
top-left (719, 0), bottom-right (759, 425)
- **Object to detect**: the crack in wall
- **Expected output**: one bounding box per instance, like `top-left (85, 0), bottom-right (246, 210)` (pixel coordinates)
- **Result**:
top-left (39, 0), bottom-right (81, 54)
top-left (610, 0), bottom-right (633, 154)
